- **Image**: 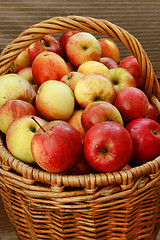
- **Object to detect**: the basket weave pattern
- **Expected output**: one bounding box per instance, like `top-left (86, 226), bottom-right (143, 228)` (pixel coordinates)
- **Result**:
top-left (0, 16), bottom-right (160, 239)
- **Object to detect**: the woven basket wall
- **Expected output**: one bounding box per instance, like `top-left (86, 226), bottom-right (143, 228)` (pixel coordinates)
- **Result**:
top-left (0, 16), bottom-right (160, 240)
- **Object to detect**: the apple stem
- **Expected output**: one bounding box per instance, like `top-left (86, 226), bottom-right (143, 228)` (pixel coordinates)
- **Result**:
top-left (31, 116), bottom-right (46, 132)
top-left (96, 145), bottom-right (108, 153)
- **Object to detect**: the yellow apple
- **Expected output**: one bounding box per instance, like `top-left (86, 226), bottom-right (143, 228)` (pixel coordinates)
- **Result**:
top-left (77, 60), bottom-right (108, 75)
top-left (36, 80), bottom-right (75, 121)
top-left (60, 71), bottom-right (84, 92)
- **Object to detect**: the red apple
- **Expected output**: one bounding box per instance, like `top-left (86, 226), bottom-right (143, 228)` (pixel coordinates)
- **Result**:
top-left (74, 73), bottom-right (116, 108)
top-left (81, 101), bottom-right (124, 132)
top-left (105, 67), bottom-right (136, 94)
top-left (126, 118), bottom-right (160, 166)
top-left (83, 121), bottom-right (133, 172)
top-left (98, 38), bottom-right (120, 63)
top-left (99, 57), bottom-right (119, 69)
top-left (0, 99), bottom-right (38, 134)
top-left (119, 55), bottom-right (144, 89)
top-left (68, 109), bottom-right (85, 138)
top-left (114, 87), bottom-right (149, 124)
top-left (66, 32), bottom-right (101, 67)
top-left (31, 120), bottom-right (83, 173)
top-left (32, 51), bottom-right (69, 86)
top-left (28, 34), bottom-right (63, 63)
top-left (145, 103), bottom-right (160, 123)
top-left (59, 30), bottom-right (80, 60)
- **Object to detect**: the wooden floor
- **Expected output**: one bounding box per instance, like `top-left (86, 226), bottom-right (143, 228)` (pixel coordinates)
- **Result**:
top-left (0, 196), bottom-right (160, 240)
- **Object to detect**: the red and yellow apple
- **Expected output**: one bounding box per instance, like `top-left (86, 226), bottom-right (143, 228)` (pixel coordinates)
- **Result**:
top-left (99, 57), bottom-right (118, 69)
top-left (36, 80), bottom-right (75, 121)
top-left (60, 71), bottom-right (84, 92)
top-left (77, 60), bottom-right (108, 75)
top-left (66, 32), bottom-right (101, 67)
top-left (11, 48), bottom-right (32, 73)
top-left (17, 67), bottom-right (38, 92)
top-left (68, 109), bottom-right (85, 138)
top-left (74, 73), bottom-right (116, 108)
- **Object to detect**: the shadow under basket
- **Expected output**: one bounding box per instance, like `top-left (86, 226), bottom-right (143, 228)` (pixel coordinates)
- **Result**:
top-left (0, 16), bottom-right (160, 240)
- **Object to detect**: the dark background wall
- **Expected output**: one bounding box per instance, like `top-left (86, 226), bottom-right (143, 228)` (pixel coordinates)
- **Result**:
top-left (0, 0), bottom-right (160, 77)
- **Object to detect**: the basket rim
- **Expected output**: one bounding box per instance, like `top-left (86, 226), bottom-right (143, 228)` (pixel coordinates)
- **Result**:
top-left (0, 15), bottom-right (160, 190)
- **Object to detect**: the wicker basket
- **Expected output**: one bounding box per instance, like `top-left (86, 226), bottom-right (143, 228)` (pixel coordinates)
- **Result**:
top-left (0, 16), bottom-right (160, 240)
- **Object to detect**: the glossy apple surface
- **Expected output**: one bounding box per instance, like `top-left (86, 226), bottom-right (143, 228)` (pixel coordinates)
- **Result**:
top-left (0, 73), bottom-right (36, 108)
top-left (77, 60), bottom-right (108, 75)
top-left (74, 73), bottom-right (116, 108)
top-left (126, 118), bottom-right (160, 166)
top-left (119, 55), bottom-right (144, 89)
top-left (105, 67), bottom-right (136, 94)
top-left (68, 109), bottom-right (85, 138)
top-left (59, 30), bottom-right (80, 60)
top-left (36, 80), bottom-right (75, 121)
top-left (31, 120), bottom-right (82, 173)
top-left (0, 100), bottom-right (38, 134)
top-left (98, 38), bottom-right (120, 63)
top-left (66, 32), bottom-right (101, 67)
top-left (6, 116), bottom-right (47, 164)
top-left (114, 87), bottom-right (149, 124)
top-left (60, 71), bottom-right (84, 92)
top-left (81, 101), bottom-right (123, 132)
top-left (32, 51), bottom-right (69, 86)
top-left (99, 57), bottom-right (118, 69)
top-left (145, 103), bottom-right (160, 123)
top-left (83, 121), bottom-right (133, 172)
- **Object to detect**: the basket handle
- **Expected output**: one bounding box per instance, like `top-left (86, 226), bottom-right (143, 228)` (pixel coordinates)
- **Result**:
top-left (0, 15), bottom-right (160, 101)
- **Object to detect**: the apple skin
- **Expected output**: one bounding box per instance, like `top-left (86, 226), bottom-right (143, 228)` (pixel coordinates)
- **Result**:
top-left (28, 34), bottom-right (63, 63)
top-left (36, 80), bottom-right (75, 121)
top-left (66, 32), bottom-right (101, 67)
top-left (68, 109), bottom-right (85, 138)
top-left (145, 103), bottom-right (160, 123)
top-left (0, 73), bottom-right (36, 108)
top-left (126, 118), bottom-right (160, 166)
top-left (81, 101), bottom-right (123, 132)
top-left (105, 67), bottom-right (137, 94)
top-left (60, 71), bottom-right (84, 92)
top-left (59, 30), bottom-right (80, 61)
top-left (119, 55), bottom-right (144, 90)
top-left (98, 38), bottom-right (120, 63)
top-left (11, 48), bottom-right (32, 73)
top-left (17, 67), bottom-right (38, 92)
top-left (99, 57), bottom-right (119, 69)
top-left (77, 60), bottom-right (108, 75)
top-left (32, 51), bottom-right (69, 86)
top-left (6, 115), bottom-right (47, 164)
top-left (66, 62), bottom-right (76, 72)
top-left (31, 120), bottom-right (83, 173)
top-left (0, 100), bottom-right (38, 134)
top-left (83, 121), bottom-right (133, 172)
top-left (74, 73), bottom-right (116, 108)
top-left (114, 87), bottom-right (149, 124)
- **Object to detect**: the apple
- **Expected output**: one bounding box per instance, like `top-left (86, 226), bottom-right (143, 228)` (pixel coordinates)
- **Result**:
top-left (145, 103), bottom-right (160, 123)
top-left (105, 67), bottom-right (136, 94)
top-left (0, 73), bottom-right (36, 108)
top-left (66, 62), bottom-right (76, 72)
top-left (60, 71), bottom-right (84, 92)
top-left (81, 101), bottom-right (123, 132)
top-left (6, 115), bottom-right (47, 164)
top-left (67, 152), bottom-right (94, 175)
top-left (68, 109), bottom-right (85, 138)
top-left (114, 87), bottom-right (149, 124)
top-left (0, 100), bottom-right (38, 134)
top-left (98, 38), bottom-right (120, 63)
top-left (11, 48), bottom-right (32, 73)
top-left (32, 51), bottom-right (69, 86)
top-left (119, 55), bottom-right (144, 89)
top-left (83, 121), bottom-right (133, 172)
top-left (99, 57), bottom-right (118, 69)
top-left (59, 30), bottom-right (80, 60)
top-left (66, 32), bottom-right (101, 67)
top-left (126, 118), bottom-right (160, 166)
top-left (74, 73), bottom-right (116, 108)
top-left (77, 60), bottom-right (108, 75)
top-left (31, 120), bottom-right (82, 173)
top-left (17, 67), bottom-right (38, 92)
top-left (28, 34), bottom-right (63, 63)
top-left (36, 80), bottom-right (75, 121)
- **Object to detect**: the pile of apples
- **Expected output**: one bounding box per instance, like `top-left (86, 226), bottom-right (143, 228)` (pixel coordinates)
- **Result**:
top-left (0, 30), bottom-right (160, 175)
